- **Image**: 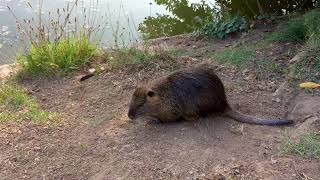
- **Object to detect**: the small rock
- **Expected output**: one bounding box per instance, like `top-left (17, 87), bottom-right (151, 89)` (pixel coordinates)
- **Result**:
top-left (272, 81), bottom-right (289, 97)
top-left (88, 68), bottom-right (96, 74)
top-left (34, 147), bottom-right (41, 151)
top-left (0, 64), bottom-right (15, 81)
top-left (272, 97), bottom-right (281, 103)
top-left (244, 74), bottom-right (255, 81)
top-left (242, 69), bottom-right (249, 76)
top-left (270, 157), bottom-right (277, 164)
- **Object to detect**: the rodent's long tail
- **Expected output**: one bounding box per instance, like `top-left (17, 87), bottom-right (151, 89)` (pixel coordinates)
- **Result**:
top-left (224, 108), bottom-right (293, 126)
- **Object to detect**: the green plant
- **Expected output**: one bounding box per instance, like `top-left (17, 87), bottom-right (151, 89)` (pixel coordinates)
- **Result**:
top-left (138, 0), bottom-right (213, 39)
top-left (256, 59), bottom-right (283, 76)
top-left (211, 46), bottom-right (254, 67)
top-left (105, 47), bottom-right (179, 71)
top-left (303, 9), bottom-right (320, 37)
top-left (0, 84), bottom-right (58, 123)
top-left (290, 36), bottom-right (320, 81)
top-left (267, 19), bottom-right (306, 42)
top-left (18, 34), bottom-right (97, 76)
top-left (8, 0), bottom-right (106, 77)
top-left (198, 15), bottom-right (248, 39)
top-left (268, 9), bottom-right (320, 43)
top-left (106, 48), bottom-right (154, 69)
top-left (282, 132), bottom-right (320, 159)
top-left (168, 48), bottom-right (197, 57)
top-left (79, 143), bottom-right (89, 151)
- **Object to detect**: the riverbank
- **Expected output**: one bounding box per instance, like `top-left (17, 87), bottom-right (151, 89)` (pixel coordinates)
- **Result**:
top-left (1, 18), bottom-right (320, 179)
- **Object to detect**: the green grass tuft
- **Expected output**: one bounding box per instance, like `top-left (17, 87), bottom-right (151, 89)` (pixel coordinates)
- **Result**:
top-left (267, 19), bottom-right (306, 42)
top-left (106, 48), bottom-right (155, 69)
top-left (304, 9), bottom-right (320, 37)
top-left (18, 35), bottom-right (97, 77)
top-left (211, 46), bottom-right (255, 67)
top-left (0, 84), bottom-right (59, 123)
top-left (168, 48), bottom-right (196, 57)
top-left (256, 59), bottom-right (283, 75)
top-left (267, 9), bottom-right (320, 43)
top-left (290, 35), bottom-right (320, 81)
top-left (282, 132), bottom-right (320, 159)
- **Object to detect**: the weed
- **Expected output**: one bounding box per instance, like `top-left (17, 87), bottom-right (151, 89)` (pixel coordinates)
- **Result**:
top-left (290, 36), bottom-right (320, 81)
top-left (267, 19), bottom-right (306, 42)
top-left (211, 46), bottom-right (254, 67)
top-left (106, 48), bottom-right (154, 69)
top-left (282, 132), bottom-right (320, 159)
top-left (304, 88), bottom-right (317, 94)
top-left (168, 48), bottom-right (197, 57)
top-left (79, 143), bottom-right (89, 151)
top-left (17, 34), bottom-right (97, 76)
top-left (0, 84), bottom-right (58, 123)
top-left (303, 9), bottom-right (320, 37)
top-left (105, 47), bottom-right (178, 71)
top-left (256, 59), bottom-right (283, 76)
top-left (7, 0), bottom-right (106, 77)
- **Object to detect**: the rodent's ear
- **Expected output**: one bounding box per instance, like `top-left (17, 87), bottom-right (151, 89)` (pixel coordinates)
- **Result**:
top-left (147, 90), bottom-right (155, 97)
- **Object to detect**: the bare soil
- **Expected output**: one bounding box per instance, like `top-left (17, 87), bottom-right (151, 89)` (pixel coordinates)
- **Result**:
top-left (0, 29), bottom-right (319, 180)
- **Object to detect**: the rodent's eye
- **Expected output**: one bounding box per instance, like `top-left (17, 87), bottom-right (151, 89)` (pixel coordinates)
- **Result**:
top-left (147, 90), bottom-right (155, 97)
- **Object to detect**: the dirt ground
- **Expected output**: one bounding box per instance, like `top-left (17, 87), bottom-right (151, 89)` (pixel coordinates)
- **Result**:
top-left (0, 29), bottom-right (319, 179)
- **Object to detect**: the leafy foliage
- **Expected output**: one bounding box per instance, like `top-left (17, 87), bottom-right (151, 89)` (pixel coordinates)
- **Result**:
top-left (138, 15), bottom-right (188, 39)
top-left (198, 15), bottom-right (247, 39)
top-left (216, 0), bottom-right (318, 18)
top-left (139, 0), bottom-right (213, 39)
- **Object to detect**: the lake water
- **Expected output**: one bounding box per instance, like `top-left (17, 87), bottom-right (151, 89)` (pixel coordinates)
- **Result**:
top-left (0, 0), bottom-right (208, 64)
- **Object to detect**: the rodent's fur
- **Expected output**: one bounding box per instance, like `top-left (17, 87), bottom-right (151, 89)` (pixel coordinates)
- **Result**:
top-left (128, 67), bottom-right (293, 126)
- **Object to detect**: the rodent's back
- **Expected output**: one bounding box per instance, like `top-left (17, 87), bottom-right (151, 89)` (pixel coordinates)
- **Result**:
top-left (151, 67), bottom-right (229, 117)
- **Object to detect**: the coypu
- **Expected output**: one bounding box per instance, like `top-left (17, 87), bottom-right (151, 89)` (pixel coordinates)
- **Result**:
top-left (128, 67), bottom-right (293, 126)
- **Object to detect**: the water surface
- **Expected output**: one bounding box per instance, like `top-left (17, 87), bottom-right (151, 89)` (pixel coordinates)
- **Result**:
top-left (0, 0), bottom-right (170, 64)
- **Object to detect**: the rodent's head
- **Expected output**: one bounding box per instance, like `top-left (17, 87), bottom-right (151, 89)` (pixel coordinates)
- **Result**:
top-left (128, 86), bottom-right (160, 120)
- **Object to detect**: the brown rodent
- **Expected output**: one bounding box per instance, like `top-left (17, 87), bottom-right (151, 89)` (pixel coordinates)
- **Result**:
top-left (128, 67), bottom-right (293, 126)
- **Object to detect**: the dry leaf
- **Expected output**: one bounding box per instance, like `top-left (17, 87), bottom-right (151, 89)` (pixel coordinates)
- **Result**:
top-left (299, 82), bottom-right (320, 89)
